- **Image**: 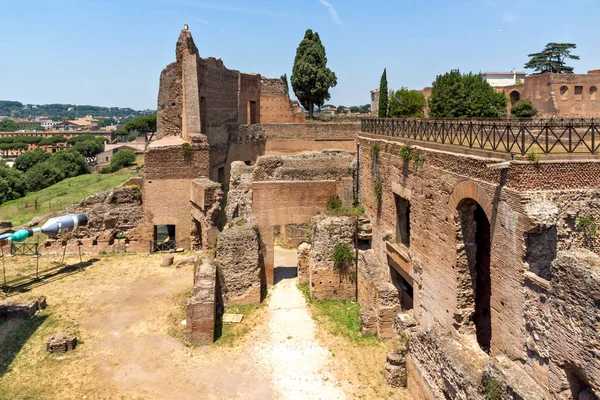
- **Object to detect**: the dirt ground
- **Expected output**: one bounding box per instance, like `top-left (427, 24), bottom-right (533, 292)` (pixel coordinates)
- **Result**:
top-left (0, 249), bottom-right (408, 399)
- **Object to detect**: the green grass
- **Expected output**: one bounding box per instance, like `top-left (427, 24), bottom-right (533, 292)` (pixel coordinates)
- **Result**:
top-left (311, 299), bottom-right (380, 345)
top-left (297, 283), bottom-right (312, 304)
top-left (0, 171), bottom-right (135, 226)
top-left (214, 304), bottom-right (263, 346)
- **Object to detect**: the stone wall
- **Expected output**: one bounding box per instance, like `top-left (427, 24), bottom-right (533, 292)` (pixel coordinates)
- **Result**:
top-left (216, 224), bottom-right (262, 305)
top-left (260, 77), bottom-right (305, 123)
top-left (187, 259), bottom-right (216, 345)
top-left (308, 214), bottom-right (356, 301)
top-left (233, 123), bottom-right (359, 141)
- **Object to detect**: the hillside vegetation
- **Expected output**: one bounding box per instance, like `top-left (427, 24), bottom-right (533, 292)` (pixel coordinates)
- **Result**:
top-left (0, 171), bottom-right (135, 226)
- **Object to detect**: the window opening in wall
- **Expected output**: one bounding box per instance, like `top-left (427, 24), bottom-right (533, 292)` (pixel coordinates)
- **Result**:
top-left (560, 85), bottom-right (569, 100)
top-left (575, 86), bottom-right (584, 100)
top-left (247, 101), bottom-right (258, 124)
top-left (153, 225), bottom-right (176, 252)
top-left (217, 167), bottom-right (225, 184)
top-left (394, 194), bottom-right (410, 247)
top-left (200, 96), bottom-right (207, 132)
top-left (590, 86), bottom-right (597, 100)
top-left (390, 267), bottom-right (413, 310)
top-left (509, 90), bottom-right (520, 105)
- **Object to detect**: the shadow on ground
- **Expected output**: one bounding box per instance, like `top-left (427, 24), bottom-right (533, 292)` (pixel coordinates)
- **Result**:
top-left (274, 267), bottom-right (297, 284)
top-left (0, 315), bottom-right (47, 377)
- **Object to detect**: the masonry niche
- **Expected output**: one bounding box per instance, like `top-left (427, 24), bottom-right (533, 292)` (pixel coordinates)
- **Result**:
top-left (154, 224), bottom-right (176, 251)
top-left (394, 194), bottom-right (410, 247)
top-left (455, 199), bottom-right (492, 352)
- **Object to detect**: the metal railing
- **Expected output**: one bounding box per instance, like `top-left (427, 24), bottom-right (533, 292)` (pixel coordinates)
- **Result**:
top-left (361, 118), bottom-right (600, 155)
top-left (150, 240), bottom-right (176, 253)
top-left (10, 242), bottom-right (38, 256)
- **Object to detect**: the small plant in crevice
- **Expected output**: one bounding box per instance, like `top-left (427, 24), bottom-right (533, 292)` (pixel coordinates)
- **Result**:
top-left (373, 181), bottom-right (383, 203)
top-left (370, 144), bottom-right (380, 160)
top-left (306, 222), bottom-right (313, 244)
top-left (526, 148), bottom-right (540, 164)
top-left (182, 142), bottom-right (193, 156)
top-left (576, 216), bottom-right (598, 238)
top-left (482, 377), bottom-right (503, 400)
top-left (399, 142), bottom-right (412, 161)
top-left (332, 243), bottom-right (355, 270)
top-left (412, 152), bottom-right (425, 167)
top-left (326, 194), bottom-right (343, 213)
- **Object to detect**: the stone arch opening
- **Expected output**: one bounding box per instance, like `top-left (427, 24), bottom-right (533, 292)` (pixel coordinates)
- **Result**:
top-left (590, 86), bottom-right (598, 101)
top-left (455, 198), bottom-right (492, 352)
top-left (509, 90), bottom-right (520, 105)
top-left (560, 85), bottom-right (569, 100)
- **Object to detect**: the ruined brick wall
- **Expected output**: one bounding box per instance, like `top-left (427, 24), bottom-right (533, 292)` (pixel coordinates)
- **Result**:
top-left (308, 214), bottom-right (356, 301)
top-left (233, 123), bottom-right (359, 141)
top-left (260, 77), bottom-right (305, 123)
top-left (359, 132), bottom-right (600, 398)
top-left (502, 72), bottom-right (600, 117)
top-left (157, 62), bottom-right (182, 140)
top-left (187, 260), bottom-right (217, 345)
top-left (237, 73), bottom-right (261, 124)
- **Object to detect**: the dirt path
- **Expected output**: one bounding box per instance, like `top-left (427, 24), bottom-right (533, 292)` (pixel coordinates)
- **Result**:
top-left (250, 248), bottom-right (347, 400)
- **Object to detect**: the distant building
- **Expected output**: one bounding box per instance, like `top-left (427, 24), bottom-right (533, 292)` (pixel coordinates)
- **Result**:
top-left (499, 69), bottom-right (600, 117)
top-left (39, 119), bottom-right (59, 129)
top-left (98, 144), bottom-right (141, 164)
top-left (53, 120), bottom-right (85, 131)
top-left (370, 88), bottom-right (380, 115)
top-left (482, 69), bottom-right (527, 87)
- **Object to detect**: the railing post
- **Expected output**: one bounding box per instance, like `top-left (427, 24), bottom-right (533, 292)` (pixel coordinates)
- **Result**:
top-left (520, 122), bottom-right (526, 155)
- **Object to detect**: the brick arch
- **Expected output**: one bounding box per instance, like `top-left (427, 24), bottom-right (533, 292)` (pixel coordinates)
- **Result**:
top-left (447, 180), bottom-right (493, 221)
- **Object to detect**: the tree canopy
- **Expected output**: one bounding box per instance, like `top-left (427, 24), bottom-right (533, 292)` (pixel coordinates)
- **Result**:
top-left (378, 69), bottom-right (388, 118)
top-left (388, 88), bottom-right (427, 118)
top-left (524, 43), bottom-right (580, 74)
top-left (291, 29), bottom-right (337, 119)
top-left (110, 149), bottom-right (136, 172)
top-left (428, 70), bottom-right (508, 118)
top-left (0, 119), bottom-right (19, 131)
top-left (14, 149), bottom-right (52, 172)
top-left (125, 114), bottom-right (156, 132)
top-left (511, 100), bottom-right (538, 118)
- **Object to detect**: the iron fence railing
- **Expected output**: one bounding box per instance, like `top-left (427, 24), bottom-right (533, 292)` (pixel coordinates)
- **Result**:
top-left (361, 118), bottom-right (600, 155)
top-left (10, 242), bottom-right (38, 256)
top-left (150, 240), bottom-right (176, 253)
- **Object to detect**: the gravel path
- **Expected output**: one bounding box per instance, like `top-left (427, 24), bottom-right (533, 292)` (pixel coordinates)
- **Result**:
top-left (250, 248), bottom-right (346, 400)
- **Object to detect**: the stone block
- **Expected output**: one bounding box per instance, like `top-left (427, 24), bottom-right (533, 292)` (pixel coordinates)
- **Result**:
top-left (161, 254), bottom-right (174, 267)
top-left (46, 333), bottom-right (77, 353)
top-left (297, 242), bottom-right (310, 285)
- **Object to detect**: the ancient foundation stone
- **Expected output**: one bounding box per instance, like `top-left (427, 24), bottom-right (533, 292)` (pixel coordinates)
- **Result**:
top-left (216, 224), bottom-right (262, 305)
top-left (187, 261), bottom-right (217, 345)
top-left (308, 214), bottom-right (356, 301)
top-left (481, 356), bottom-right (547, 400)
top-left (385, 348), bottom-right (408, 388)
top-left (297, 242), bottom-right (310, 285)
top-left (161, 254), bottom-right (175, 267)
top-left (46, 333), bottom-right (77, 353)
top-left (0, 296), bottom-right (46, 320)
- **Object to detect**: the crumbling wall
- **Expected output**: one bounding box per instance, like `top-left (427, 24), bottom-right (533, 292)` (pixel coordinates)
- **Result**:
top-left (216, 224), bottom-right (262, 305)
top-left (357, 250), bottom-right (400, 339)
top-left (225, 161), bottom-right (253, 221)
top-left (187, 259), bottom-right (217, 345)
top-left (308, 214), bottom-right (356, 301)
top-left (260, 77), bottom-right (305, 123)
top-left (297, 242), bottom-right (310, 285)
top-left (191, 178), bottom-right (223, 250)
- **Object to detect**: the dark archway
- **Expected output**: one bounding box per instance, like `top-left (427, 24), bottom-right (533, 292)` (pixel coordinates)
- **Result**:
top-left (509, 90), bottom-right (520, 105)
top-left (456, 198), bottom-right (492, 352)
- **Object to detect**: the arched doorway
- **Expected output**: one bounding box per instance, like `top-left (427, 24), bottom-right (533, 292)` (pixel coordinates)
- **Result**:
top-left (509, 90), bottom-right (520, 105)
top-left (456, 198), bottom-right (492, 352)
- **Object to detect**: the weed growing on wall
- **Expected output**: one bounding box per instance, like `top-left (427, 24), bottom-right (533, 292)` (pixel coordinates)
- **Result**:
top-left (373, 181), bottom-right (383, 203)
top-left (576, 216), bottom-right (598, 238)
top-left (412, 152), bottom-right (425, 167)
top-left (482, 377), bottom-right (503, 400)
top-left (326, 194), bottom-right (343, 213)
top-left (182, 142), bottom-right (192, 156)
top-left (332, 243), bottom-right (355, 270)
top-left (399, 142), bottom-right (412, 161)
top-left (370, 144), bottom-right (380, 159)
top-left (526, 149), bottom-right (540, 164)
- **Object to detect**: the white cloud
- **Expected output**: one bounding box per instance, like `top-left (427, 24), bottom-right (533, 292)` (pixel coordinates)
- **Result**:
top-left (195, 18), bottom-right (209, 25)
top-left (318, 0), bottom-right (343, 26)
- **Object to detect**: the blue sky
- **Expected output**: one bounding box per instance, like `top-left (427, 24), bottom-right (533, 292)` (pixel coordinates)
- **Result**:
top-left (1, 0), bottom-right (598, 110)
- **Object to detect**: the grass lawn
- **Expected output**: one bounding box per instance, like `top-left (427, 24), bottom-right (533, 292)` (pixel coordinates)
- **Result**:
top-left (0, 171), bottom-right (135, 226)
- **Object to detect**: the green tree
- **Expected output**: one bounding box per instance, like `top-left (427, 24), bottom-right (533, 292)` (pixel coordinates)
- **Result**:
top-left (388, 88), bottom-right (427, 118)
top-left (511, 100), bottom-right (538, 118)
top-left (524, 43), bottom-right (580, 74)
top-left (280, 74), bottom-right (289, 92)
top-left (378, 68), bottom-right (388, 118)
top-left (110, 149), bottom-right (136, 171)
top-left (0, 165), bottom-right (27, 201)
top-left (47, 149), bottom-right (89, 178)
top-left (125, 114), bottom-right (157, 132)
top-left (429, 70), bottom-right (507, 118)
top-left (14, 149), bottom-right (52, 172)
top-left (25, 162), bottom-right (63, 192)
top-left (0, 119), bottom-right (19, 131)
top-left (291, 29), bottom-right (337, 119)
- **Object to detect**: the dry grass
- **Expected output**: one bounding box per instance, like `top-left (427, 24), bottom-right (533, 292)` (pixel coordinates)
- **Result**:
top-left (306, 295), bottom-right (409, 399)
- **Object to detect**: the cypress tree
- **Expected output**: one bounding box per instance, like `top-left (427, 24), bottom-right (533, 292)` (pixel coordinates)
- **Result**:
top-left (378, 68), bottom-right (388, 118)
top-left (291, 29), bottom-right (337, 119)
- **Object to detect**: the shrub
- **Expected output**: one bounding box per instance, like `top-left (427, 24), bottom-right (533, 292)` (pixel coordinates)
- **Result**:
top-left (14, 150), bottom-right (51, 172)
top-left (526, 149), bottom-right (540, 164)
top-left (326, 194), bottom-right (343, 213)
top-left (182, 142), bottom-right (192, 155)
top-left (47, 148), bottom-right (89, 178)
top-left (25, 162), bottom-right (64, 192)
top-left (332, 243), bottom-right (355, 270)
top-left (110, 149), bottom-right (136, 171)
top-left (412, 152), bottom-right (425, 167)
top-left (576, 217), bottom-right (597, 238)
top-left (511, 100), bottom-right (537, 118)
top-left (373, 181), bottom-right (383, 203)
top-left (400, 142), bottom-right (412, 161)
